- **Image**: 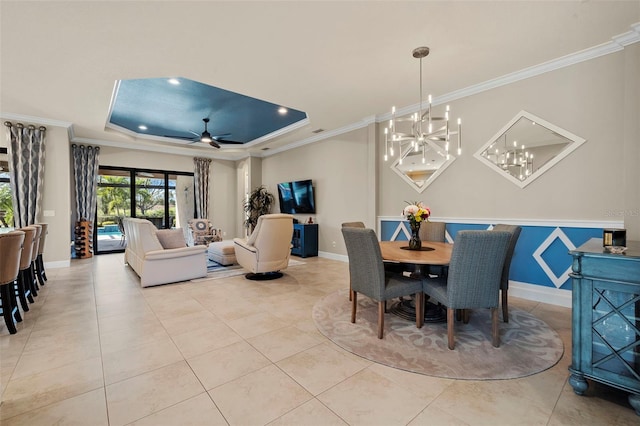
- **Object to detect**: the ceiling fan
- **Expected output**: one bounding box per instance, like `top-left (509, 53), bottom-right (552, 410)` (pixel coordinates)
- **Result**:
top-left (164, 118), bottom-right (243, 148)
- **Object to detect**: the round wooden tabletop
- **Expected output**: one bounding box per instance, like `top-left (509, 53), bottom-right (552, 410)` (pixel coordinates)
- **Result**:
top-left (379, 240), bottom-right (452, 265)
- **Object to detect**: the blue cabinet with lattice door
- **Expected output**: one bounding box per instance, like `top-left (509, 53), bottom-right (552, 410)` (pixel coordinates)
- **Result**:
top-left (569, 238), bottom-right (640, 415)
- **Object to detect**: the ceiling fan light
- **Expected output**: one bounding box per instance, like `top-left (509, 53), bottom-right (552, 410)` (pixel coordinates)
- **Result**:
top-left (200, 132), bottom-right (212, 143)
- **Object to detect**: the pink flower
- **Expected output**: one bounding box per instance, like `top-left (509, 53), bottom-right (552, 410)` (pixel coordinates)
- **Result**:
top-left (403, 201), bottom-right (431, 223)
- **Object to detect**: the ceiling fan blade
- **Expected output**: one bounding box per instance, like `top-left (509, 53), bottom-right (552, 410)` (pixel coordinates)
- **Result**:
top-left (214, 138), bottom-right (244, 144)
top-left (163, 134), bottom-right (198, 141)
top-left (209, 140), bottom-right (221, 149)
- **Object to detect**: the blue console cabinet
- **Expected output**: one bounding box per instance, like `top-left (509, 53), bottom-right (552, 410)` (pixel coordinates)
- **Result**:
top-left (291, 224), bottom-right (318, 258)
top-left (568, 238), bottom-right (640, 415)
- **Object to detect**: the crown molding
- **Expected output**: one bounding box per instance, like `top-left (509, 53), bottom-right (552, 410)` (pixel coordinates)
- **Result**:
top-left (262, 115), bottom-right (376, 157)
top-left (72, 135), bottom-right (246, 161)
top-left (1, 112), bottom-right (73, 129)
top-left (243, 117), bottom-right (311, 148)
top-left (3, 23), bottom-right (638, 159)
top-left (375, 22), bottom-right (640, 123)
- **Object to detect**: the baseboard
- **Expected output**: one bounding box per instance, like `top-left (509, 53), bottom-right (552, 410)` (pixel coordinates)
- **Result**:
top-left (509, 280), bottom-right (572, 308)
top-left (44, 260), bottom-right (71, 269)
top-left (319, 251), bottom-right (348, 262)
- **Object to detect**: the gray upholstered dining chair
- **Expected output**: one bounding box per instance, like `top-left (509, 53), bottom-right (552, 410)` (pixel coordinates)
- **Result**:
top-left (341, 221), bottom-right (365, 229)
top-left (341, 221), bottom-right (366, 301)
top-left (421, 230), bottom-right (512, 349)
top-left (419, 221), bottom-right (446, 242)
top-left (341, 227), bottom-right (423, 339)
top-left (340, 221), bottom-right (404, 300)
top-left (419, 221), bottom-right (447, 277)
top-left (492, 224), bottom-right (522, 323)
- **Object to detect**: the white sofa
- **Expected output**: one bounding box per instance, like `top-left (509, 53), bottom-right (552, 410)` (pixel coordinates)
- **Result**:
top-left (123, 218), bottom-right (207, 287)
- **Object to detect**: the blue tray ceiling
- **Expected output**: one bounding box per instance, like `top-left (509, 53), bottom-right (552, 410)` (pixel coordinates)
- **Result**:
top-left (107, 77), bottom-right (307, 144)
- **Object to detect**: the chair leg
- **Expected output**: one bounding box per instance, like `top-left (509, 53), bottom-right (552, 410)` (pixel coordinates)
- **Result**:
top-left (377, 301), bottom-right (384, 339)
top-left (415, 292), bottom-right (424, 329)
top-left (1, 284), bottom-right (17, 334)
top-left (17, 270), bottom-right (31, 309)
top-left (351, 291), bottom-right (357, 323)
top-left (349, 283), bottom-right (353, 301)
top-left (462, 309), bottom-right (470, 324)
top-left (29, 265), bottom-right (39, 296)
top-left (447, 308), bottom-right (455, 350)
top-left (36, 255), bottom-right (46, 286)
top-left (492, 307), bottom-right (500, 347)
top-left (502, 289), bottom-right (509, 323)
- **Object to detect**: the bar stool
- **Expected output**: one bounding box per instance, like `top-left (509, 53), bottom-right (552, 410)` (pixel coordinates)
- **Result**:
top-left (29, 224), bottom-right (42, 297)
top-left (35, 223), bottom-right (48, 285)
top-left (0, 231), bottom-right (26, 334)
top-left (16, 226), bottom-right (37, 311)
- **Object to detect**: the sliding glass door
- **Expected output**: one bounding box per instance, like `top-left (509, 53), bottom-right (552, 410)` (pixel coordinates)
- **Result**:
top-left (95, 169), bottom-right (132, 253)
top-left (95, 166), bottom-right (194, 254)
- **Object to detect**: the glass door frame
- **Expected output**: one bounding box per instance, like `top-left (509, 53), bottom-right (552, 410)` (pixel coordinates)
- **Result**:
top-left (95, 166), bottom-right (194, 254)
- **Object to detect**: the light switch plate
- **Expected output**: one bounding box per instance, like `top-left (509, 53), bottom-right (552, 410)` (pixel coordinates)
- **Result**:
top-left (43, 210), bottom-right (55, 217)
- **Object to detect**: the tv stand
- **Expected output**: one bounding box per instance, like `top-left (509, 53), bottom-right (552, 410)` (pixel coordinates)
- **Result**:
top-left (291, 224), bottom-right (318, 258)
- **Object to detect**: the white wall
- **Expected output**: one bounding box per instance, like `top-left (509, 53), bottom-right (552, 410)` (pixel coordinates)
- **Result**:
top-left (623, 43), bottom-right (640, 240)
top-left (261, 45), bottom-right (639, 252)
top-left (262, 127), bottom-right (371, 255)
top-left (380, 51), bottom-right (628, 222)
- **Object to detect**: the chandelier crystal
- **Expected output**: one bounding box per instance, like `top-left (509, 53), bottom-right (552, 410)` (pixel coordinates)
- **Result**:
top-left (384, 47), bottom-right (462, 165)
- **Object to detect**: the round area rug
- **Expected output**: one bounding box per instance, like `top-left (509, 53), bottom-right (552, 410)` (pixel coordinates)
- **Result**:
top-left (312, 290), bottom-right (564, 380)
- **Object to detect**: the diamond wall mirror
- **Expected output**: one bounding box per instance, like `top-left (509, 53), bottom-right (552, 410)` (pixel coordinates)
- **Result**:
top-left (474, 111), bottom-right (586, 188)
top-left (391, 141), bottom-right (457, 193)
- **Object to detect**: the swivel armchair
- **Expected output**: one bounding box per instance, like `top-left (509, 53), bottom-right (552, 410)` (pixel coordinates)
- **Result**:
top-left (233, 214), bottom-right (294, 280)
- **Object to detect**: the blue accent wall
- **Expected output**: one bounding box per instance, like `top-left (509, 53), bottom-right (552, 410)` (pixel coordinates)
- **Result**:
top-left (380, 219), bottom-right (604, 291)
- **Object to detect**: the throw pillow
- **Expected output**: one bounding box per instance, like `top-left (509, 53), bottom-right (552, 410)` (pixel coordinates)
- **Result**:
top-left (156, 229), bottom-right (187, 249)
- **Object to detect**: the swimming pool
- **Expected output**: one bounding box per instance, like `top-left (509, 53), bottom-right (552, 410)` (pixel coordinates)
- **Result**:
top-left (97, 224), bottom-right (120, 234)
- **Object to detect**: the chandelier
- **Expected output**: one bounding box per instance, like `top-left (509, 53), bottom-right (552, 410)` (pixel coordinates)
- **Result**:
top-left (384, 47), bottom-right (462, 165)
top-left (485, 133), bottom-right (534, 181)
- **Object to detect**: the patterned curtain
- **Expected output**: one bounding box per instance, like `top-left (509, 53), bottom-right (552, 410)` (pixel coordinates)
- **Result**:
top-left (71, 144), bottom-right (100, 223)
top-left (194, 157), bottom-right (211, 219)
top-left (4, 121), bottom-right (46, 227)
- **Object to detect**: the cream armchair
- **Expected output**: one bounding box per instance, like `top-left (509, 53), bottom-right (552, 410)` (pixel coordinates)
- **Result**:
top-left (233, 214), bottom-right (294, 280)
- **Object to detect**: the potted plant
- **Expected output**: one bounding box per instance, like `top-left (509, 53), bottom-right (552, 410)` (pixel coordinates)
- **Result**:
top-left (243, 186), bottom-right (275, 233)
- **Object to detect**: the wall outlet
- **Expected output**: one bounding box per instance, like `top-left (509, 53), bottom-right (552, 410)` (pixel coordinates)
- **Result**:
top-left (332, 241), bottom-right (336, 247)
top-left (223, 231), bottom-right (227, 236)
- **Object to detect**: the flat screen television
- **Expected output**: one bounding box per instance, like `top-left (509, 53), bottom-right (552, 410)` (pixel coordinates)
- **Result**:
top-left (277, 179), bottom-right (316, 214)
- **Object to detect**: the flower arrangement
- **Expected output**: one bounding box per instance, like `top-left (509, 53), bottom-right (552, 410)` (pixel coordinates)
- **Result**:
top-left (403, 201), bottom-right (430, 225)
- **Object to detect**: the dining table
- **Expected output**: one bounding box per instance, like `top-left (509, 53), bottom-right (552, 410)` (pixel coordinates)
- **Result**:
top-left (379, 240), bottom-right (453, 323)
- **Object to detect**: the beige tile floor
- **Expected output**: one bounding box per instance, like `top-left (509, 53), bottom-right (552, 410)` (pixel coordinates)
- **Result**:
top-left (1, 254), bottom-right (638, 425)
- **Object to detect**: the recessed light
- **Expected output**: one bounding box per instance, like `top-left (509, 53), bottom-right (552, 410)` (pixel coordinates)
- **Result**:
top-left (138, 125), bottom-right (148, 130)
top-left (168, 78), bottom-right (180, 85)
top-left (278, 107), bottom-right (287, 115)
